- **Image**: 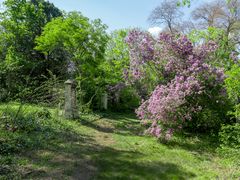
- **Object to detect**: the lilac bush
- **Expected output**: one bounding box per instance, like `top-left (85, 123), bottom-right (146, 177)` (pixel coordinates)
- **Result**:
top-left (126, 29), bottom-right (227, 140)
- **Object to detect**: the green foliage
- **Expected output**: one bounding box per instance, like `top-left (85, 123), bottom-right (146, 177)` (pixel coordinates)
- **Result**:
top-left (108, 87), bottom-right (140, 112)
top-left (100, 29), bottom-right (141, 112)
top-left (177, 0), bottom-right (191, 7)
top-left (0, 0), bottom-right (62, 55)
top-left (35, 12), bottom-right (109, 108)
top-left (18, 71), bottom-right (64, 106)
top-left (188, 27), bottom-right (237, 69)
top-left (0, 0), bottom-right (63, 102)
top-left (185, 90), bottom-right (233, 132)
top-left (0, 103), bottom-right (239, 179)
top-left (217, 122), bottom-right (240, 171)
top-left (189, 27), bottom-right (224, 43)
top-left (0, 105), bottom-right (51, 133)
top-left (35, 12), bottom-right (108, 69)
top-left (225, 64), bottom-right (240, 119)
top-left (219, 123), bottom-right (240, 149)
top-left (225, 64), bottom-right (240, 102)
top-left (0, 103), bottom-right (55, 178)
top-left (118, 87), bottom-right (140, 110)
top-left (0, 104), bottom-right (53, 176)
top-left (103, 29), bottom-right (130, 84)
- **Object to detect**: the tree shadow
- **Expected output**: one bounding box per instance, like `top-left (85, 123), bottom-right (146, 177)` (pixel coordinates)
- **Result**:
top-left (22, 135), bottom-right (195, 180)
top-left (78, 112), bottom-right (144, 136)
top-left (92, 146), bottom-right (196, 180)
top-left (18, 120), bottom-right (97, 179)
top-left (165, 132), bottom-right (219, 157)
top-left (17, 114), bottom-right (196, 180)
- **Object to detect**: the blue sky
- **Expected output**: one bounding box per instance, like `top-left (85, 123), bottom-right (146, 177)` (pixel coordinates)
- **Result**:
top-left (0, 0), bottom-right (209, 32)
top-left (47, 0), bottom-right (204, 32)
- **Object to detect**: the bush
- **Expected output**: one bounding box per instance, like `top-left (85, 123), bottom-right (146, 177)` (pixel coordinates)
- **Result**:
top-left (0, 137), bottom-right (18, 155)
top-left (0, 105), bottom-right (52, 156)
top-left (0, 106), bottom-right (50, 133)
top-left (225, 65), bottom-right (240, 120)
top-left (126, 30), bottom-right (229, 139)
top-left (0, 156), bottom-right (16, 178)
top-left (219, 123), bottom-right (240, 149)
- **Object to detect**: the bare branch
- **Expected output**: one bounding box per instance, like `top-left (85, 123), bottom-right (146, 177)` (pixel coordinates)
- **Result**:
top-left (148, 0), bottom-right (184, 34)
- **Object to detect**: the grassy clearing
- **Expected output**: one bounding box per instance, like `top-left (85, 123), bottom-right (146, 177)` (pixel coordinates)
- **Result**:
top-left (0, 103), bottom-right (239, 179)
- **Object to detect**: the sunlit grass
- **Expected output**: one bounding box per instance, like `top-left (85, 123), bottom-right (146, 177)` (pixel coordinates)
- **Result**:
top-left (0, 103), bottom-right (239, 179)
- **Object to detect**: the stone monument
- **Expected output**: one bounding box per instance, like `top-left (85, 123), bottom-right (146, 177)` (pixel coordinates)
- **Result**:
top-left (101, 92), bottom-right (108, 110)
top-left (64, 79), bottom-right (79, 119)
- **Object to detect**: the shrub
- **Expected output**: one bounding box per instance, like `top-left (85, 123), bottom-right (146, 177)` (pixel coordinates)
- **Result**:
top-left (219, 123), bottom-right (240, 149)
top-left (0, 156), bottom-right (16, 178)
top-left (0, 138), bottom-right (18, 155)
top-left (0, 105), bottom-right (52, 157)
top-left (0, 106), bottom-right (50, 133)
top-left (225, 65), bottom-right (240, 120)
top-left (125, 30), bottom-right (230, 140)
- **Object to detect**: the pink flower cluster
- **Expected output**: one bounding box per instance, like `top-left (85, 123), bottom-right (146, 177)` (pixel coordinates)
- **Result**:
top-left (126, 30), bottom-right (226, 140)
top-left (125, 29), bottom-right (155, 79)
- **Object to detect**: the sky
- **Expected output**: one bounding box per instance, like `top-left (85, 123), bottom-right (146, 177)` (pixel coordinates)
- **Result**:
top-left (0, 0), bottom-right (209, 33)
top-left (47, 0), bottom-right (204, 33)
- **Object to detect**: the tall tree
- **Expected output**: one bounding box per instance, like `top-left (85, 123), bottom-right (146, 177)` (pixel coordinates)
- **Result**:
top-left (192, 1), bottom-right (225, 28)
top-left (0, 0), bottom-right (63, 100)
top-left (103, 29), bottom-right (130, 85)
top-left (192, 0), bottom-right (240, 38)
top-left (148, 0), bottom-right (183, 34)
top-left (35, 12), bottom-right (109, 107)
top-left (191, 0), bottom-right (240, 65)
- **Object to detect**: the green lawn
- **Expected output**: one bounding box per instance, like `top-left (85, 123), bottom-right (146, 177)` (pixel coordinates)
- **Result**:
top-left (0, 103), bottom-right (239, 179)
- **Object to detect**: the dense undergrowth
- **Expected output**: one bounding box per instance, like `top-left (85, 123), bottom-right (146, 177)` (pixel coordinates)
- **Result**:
top-left (0, 103), bottom-right (239, 179)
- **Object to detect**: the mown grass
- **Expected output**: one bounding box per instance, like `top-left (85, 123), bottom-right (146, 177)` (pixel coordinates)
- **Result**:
top-left (0, 103), bottom-right (239, 179)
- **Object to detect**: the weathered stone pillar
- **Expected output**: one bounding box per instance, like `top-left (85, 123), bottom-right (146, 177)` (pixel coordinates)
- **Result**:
top-left (64, 80), bottom-right (79, 119)
top-left (115, 91), bottom-right (120, 104)
top-left (101, 92), bottom-right (108, 110)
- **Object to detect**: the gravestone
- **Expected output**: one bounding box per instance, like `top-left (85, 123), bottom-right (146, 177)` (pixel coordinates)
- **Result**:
top-left (64, 80), bottom-right (79, 119)
top-left (101, 92), bottom-right (108, 110)
top-left (115, 91), bottom-right (120, 104)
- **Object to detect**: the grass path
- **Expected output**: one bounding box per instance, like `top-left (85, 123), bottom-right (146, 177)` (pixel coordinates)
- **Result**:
top-left (0, 104), bottom-right (239, 179)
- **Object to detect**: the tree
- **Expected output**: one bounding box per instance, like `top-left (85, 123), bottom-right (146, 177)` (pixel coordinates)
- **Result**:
top-left (191, 0), bottom-right (240, 70)
top-left (192, 0), bottom-right (240, 38)
top-left (0, 0), bottom-right (63, 59)
top-left (31, 0), bottom-right (62, 22)
top-left (192, 1), bottom-right (225, 28)
top-left (35, 12), bottom-right (109, 108)
top-left (102, 29), bottom-right (140, 111)
top-left (189, 27), bottom-right (239, 70)
top-left (148, 0), bottom-right (183, 34)
top-left (0, 0), bottom-right (63, 101)
top-left (103, 29), bottom-right (130, 85)
top-left (225, 64), bottom-right (240, 121)
top-left (35, 11), bottom-right (108, 77)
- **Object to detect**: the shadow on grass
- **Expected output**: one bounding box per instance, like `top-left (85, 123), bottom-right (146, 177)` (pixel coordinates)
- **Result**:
top-left (165, 132), bottom-right (219, 156)
top-left (93, 146), bottom-right (195, 180)
top-left (16, 119), bottom-right (97, 179)
top-left (1, 110), bottom-right (198, 179)
top-left (22, 135), bottom-right (195, 180)
top-left (17, 114), bottom-right (195, 179)
top-left (78, 112), bottom-right (144, 136)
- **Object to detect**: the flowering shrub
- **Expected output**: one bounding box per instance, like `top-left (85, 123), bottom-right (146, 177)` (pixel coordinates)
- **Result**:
top-left (126, 29), bottom-right (228, 140)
